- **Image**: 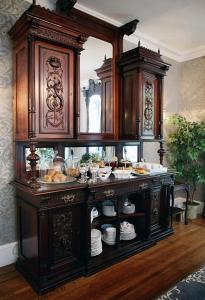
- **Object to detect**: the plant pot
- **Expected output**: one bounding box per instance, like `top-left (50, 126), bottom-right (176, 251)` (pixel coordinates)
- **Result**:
top-left (186, 201), bottom-right (200, 220)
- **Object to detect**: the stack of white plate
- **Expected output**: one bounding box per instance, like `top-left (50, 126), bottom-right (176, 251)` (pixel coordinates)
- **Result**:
top-left (120, 221), bottom-right (136, 240)
top-left (91, 229), bottom-right (102, 256)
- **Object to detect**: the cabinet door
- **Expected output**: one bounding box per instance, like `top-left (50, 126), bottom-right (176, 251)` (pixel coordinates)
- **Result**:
top-left (150, 186), bottom-right (171, 235)
top-left (150, 188), bottom-right (161, 230)
top-left (48, 204), bottom-right (84, 272)
top-left (141, 72), bottom-right (159, 139)
top-left (33, 41), bottom-right (74, 139)
top-left (120, 70), bottom-right (138, 139)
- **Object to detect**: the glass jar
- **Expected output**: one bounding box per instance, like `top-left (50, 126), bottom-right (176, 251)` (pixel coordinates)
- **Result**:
top-left (39, 156), bottom-right (54, 178)
top-left (53, 151), bottom-right (65, 173)
top-left (65, 157), bottom-right (80, 177)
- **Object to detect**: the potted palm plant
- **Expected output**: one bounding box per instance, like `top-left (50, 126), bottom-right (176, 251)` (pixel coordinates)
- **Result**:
top-left (166, 114), bottom-right (205, 219)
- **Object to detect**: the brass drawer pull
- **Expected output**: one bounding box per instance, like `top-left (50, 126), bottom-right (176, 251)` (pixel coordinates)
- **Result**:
top-left (139, 183), bottom-right (148, 189)
top-left (103, 189), bottom-right (115, 197)
top-left (61, 194), bottom-right (75, 203)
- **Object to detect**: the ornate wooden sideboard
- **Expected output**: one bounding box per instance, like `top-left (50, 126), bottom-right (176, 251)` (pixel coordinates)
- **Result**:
top-left (9, 2), bottom-right (174, 294)
top-left (15, 173), bottom-right (174, 293)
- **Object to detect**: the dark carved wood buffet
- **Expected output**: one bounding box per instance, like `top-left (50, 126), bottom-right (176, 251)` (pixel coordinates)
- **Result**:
top-left (9, 1), bottom-right (174, 294)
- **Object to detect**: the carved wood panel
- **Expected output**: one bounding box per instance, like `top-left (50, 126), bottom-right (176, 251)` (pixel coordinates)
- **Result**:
top-left (34, 41), bottom-right (74, 139)
top-left (150, 189), bottom-right (161, 226)
top-left (51, 209), bottom-right (73, 260)
top-left (142, 73), bottom-right (157, 138)
top-left (49, 204), bottom-right (84, 265)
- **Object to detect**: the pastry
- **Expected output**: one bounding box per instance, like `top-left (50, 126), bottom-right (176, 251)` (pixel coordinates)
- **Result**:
top-left (44, 174), bottom-right (53, 183)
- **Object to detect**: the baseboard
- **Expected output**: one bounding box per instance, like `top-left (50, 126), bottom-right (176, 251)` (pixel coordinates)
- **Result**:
top-left (0, 242), bottom-right (18, 267)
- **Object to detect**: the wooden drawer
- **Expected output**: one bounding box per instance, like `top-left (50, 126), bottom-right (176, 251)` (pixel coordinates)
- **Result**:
top-left (152, 175), bottom-right (174, 188)
top-left (89, 179), bottom-right (152, 202)
top-left (40, 190), bottom-right (85, 208)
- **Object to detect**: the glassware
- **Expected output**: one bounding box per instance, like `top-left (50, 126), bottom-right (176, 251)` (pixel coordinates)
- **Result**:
top-left (65, 157), bottom-right (80, 177)
top-left (89, 163), bottom-right (99, 183)
top-left (39, 156), bottom-right (54, 178)
top-left (78, 163), bottom-right (89, 183)
top-left (53, 150), bottom-right (65, 173)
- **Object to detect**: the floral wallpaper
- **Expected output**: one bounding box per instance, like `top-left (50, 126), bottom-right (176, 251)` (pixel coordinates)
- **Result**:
top-left (0, 0), bottom-right (29, 245)
top-left (181, 57), bottom-right (205, 122)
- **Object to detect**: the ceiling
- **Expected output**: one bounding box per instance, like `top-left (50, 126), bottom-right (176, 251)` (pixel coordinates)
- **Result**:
top-left (28, 0), bottom-right (205, 62)
top-left (75, 0), bottom-right (205, 62)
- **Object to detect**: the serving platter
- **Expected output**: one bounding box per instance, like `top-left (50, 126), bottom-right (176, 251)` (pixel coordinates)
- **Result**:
top-left (38, 176), bottom-right (77, 184)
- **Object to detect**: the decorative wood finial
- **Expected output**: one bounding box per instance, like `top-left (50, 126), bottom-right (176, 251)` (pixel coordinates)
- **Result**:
top-left (27, 142), bottom-right (40, 189)
top-left (104, 54), bottom-right (107, 61)
top-left (56, 0), bottom-right (77, 14)
top-left (158, 141), bottom-right (166, 165)
top-left (158, 48), bottom-right (160, 54)
top-left (120, 19), bottom-right (139, 36)
top-left (33, 0), bottom-right (36, 4)
top-left (138, 40), bottom-right (141, 47)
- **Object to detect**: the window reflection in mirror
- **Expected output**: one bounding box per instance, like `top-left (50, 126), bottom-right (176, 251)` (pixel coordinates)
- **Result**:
top-left (65, 146), bottom-right (115, 162)
top-left (123, 146), bottom-right (139, 163)
top-left (80, 37), bottom-right (113, 133)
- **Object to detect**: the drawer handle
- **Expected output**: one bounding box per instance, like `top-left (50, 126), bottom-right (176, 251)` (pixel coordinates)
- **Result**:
top-left (139, 183), bottom-right (148, 189)
top-left (153, 208), bottom-right (159, 217)
top-left (61, 194), bottom-right (75, 203)
top-left (103, 189), bottom-right (115, 197)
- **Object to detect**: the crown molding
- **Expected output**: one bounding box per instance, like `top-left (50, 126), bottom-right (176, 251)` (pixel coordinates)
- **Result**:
top-left (24, 1), bottom-right (205, 62)
top-left (75, 3), bottom-right (205, 63)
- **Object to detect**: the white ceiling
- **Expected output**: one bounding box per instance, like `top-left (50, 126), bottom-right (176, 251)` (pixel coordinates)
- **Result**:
top-left (28, 0), bottom-right (205, 62)
top-left (76, 0), bottom-right (205, 62)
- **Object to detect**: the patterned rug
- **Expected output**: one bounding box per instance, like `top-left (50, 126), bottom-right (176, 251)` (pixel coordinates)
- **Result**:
top-left (157, 265), bottom-right (205, 300)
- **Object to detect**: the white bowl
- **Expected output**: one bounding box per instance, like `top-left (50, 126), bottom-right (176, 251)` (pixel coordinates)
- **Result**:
top-left (112, 169), bottom-right (132, 179)
top-left (98, 171), bottom-right (111, 181)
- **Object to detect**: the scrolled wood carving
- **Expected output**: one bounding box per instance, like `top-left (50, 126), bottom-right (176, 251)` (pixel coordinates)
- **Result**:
top-left (29, 27), bottom-right (83, 49)
top-left (52, 210), bottom-right (72, 260)
top-left (46, 56), bottom-right (64, 128)
top-left (144, 81), bottom-right (154, 131)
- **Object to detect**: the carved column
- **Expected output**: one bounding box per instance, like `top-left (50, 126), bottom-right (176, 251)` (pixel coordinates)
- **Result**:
top-left (27, 142), bottom-right (40, 188)
top-left (158, 141), bottom-right (166, 165)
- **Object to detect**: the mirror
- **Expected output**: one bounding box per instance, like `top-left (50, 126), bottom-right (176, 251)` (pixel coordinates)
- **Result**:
top-left (80, 37), bottom-right (113, 134)
top-left (64, 146), bottom-right (115, 161)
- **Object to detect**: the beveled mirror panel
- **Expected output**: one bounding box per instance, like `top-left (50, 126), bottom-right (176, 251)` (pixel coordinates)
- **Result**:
top-left (80, 37), bottom-right (113, 134)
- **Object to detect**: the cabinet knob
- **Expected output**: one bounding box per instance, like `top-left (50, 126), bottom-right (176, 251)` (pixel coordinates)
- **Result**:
top-left (153, 208), bottom-right (159, 217)
top-left (103, 189), bottom-right (115, 197)
top-left (139, 183), bottom-right (148, 190)
top-left (61, 194), bottom-right (75, 203)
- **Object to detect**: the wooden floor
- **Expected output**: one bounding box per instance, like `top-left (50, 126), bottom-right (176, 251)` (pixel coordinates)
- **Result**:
top-left (1, 219), bottom-right (205, 300)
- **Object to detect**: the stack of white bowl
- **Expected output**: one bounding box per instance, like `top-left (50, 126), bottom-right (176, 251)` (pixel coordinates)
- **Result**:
top-left (122, 203), bottom-right (135, 214)
top-left (120, 221), bottom-right (136, 240)
top-left (102, 200), bottom-right (116, 217)
top-left (102, 226), bottom-right (116, 245)
top-left (91, 229), bottom-right (102, 256)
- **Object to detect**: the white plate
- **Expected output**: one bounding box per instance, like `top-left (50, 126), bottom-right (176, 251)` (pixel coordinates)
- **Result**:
top-left (131, 171), bottom-right (150, 176)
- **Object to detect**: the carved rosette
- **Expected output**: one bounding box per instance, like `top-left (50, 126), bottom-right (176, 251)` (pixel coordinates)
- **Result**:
top-left (52, 210), bottom-right (72, 260)
top-left (143, 81), bottom-right (154, 133)
top-left (46, 56), bottom-right (64, 128)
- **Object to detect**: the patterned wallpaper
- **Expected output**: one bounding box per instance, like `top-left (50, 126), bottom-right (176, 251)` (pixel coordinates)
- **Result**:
top-left (0, 0), bottom-right (29, 245)
top-left (181, 57), bottom-right (205, 122)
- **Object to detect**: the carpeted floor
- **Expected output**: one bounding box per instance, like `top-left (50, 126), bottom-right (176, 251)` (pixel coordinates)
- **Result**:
top-left (157, 265), bottom-right (205, 300)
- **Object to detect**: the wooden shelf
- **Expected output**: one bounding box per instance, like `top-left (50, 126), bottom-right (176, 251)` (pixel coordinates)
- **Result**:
top-left (120, 212), bottom-right (145, 219)
top-left (92, 215), bottom-right (117, 227)
top-left (120, 236), bottom-right (144, 249)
